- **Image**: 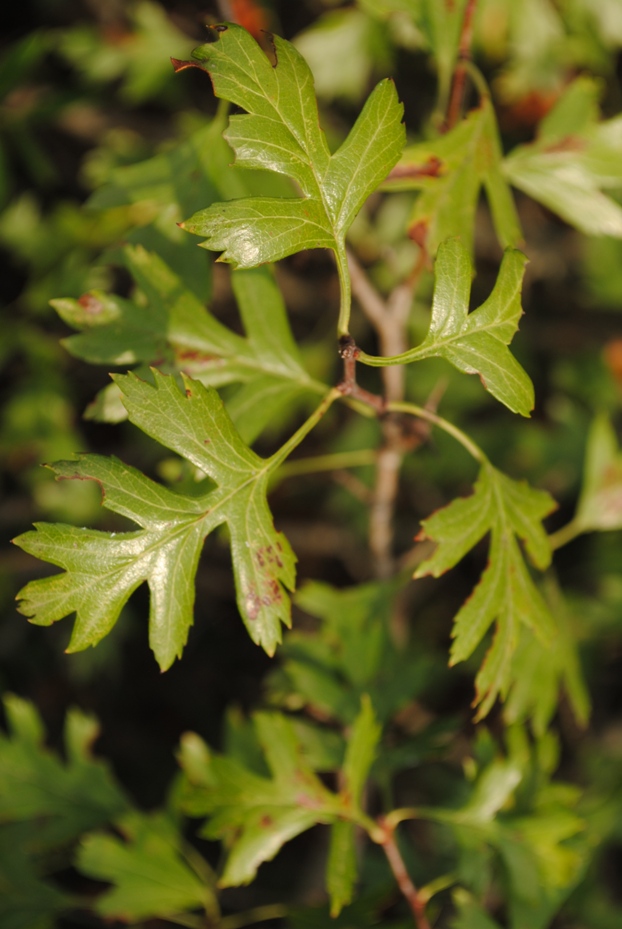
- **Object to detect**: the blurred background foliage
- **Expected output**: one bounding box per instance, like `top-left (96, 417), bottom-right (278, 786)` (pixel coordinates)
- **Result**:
top-left (2, 1), bottom-right (622, 927)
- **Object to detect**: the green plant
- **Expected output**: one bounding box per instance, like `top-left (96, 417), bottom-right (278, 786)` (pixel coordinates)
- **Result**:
top-left (5, 3), bottom-right (622, 928)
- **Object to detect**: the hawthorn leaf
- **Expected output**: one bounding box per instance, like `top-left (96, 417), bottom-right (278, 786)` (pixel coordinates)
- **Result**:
top-left (177, 22), bottom-right (404, 332)
top-left (574, 414), bottom-right (622, 533)
top-left (342, 695), bottom-right (381, 808)
top-left (430, 754), bottom-right (587, 927)
top-left (415, 463), bottom-right (557, 718)
top-left (54, 246), bottom-right (324, 442)
top-left (13, 370), bottom-right (297, 666)
top-left (504, 587), bottom-right (590, 736)
top-left (0, 695), bottom-right (128, 849)
top-left (360, 238), bottom-right (534, 416)
top-left (284, 579), bottom-right (431, 724)
top-left (325, 697), bottom-right (381, 916)
top-left (504, 77), bottom-right (622, 237)
top-left (326, 820), bottom-right (357, 917)
top-left (177, 714), bottom-right (342, 887)
top-left (384, 97), bottom-right (521, 255)
top-left (77, 812), bottom-right (215, 921)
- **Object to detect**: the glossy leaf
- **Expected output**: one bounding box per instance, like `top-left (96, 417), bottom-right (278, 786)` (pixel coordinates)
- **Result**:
top-left (504, 77), bottom-right (622, 238)
top-left (77, 812), bottom-right (215, 920)
top-left (360, 238), bottom-right (534, 416)
top-left (14, 370), bottom-right (297, 666)
top-left (415, 463), bottom-right (557, 717)
top-left (384, 97), bottom-right (522, 255)
top-left (178, 23), bottom-right (404, 331)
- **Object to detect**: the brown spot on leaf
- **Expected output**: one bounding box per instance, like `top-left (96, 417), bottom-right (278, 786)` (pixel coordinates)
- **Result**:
top-left (78, 293), bottom-right (105, 315)
top-left (389, 156), bottom-right (443, 181)
top-left (260, 814), bottom-right (273, 828)
top-left (176, 348), bottom-right (220, 363)
top-left (245, 587), bottom-right (262, 621)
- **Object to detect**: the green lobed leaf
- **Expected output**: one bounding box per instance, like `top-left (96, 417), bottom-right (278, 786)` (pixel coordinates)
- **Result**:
top-left (384, 97), bottom-right (522, 256)
top-left (77, 811), bottom-right (215, 921)
top-left (415, 462), bottom-right (557, 717)
top-left (504, 77), bottom-right (622, 238)
top-left (430, 745), bottom-right (588, 927)
top-left (504, 579), bottom-right (590, 736)
top-left (177, 714), bottom-right (342, 887)
top-left (55, 246), bottom-right (323, 442)
top-left (360, 238), bottom-right (534, 416)
top-left (0, 695), bottom-right (128, 850)
top-left (342, 695), bottom-right (381, 808)
top-left (13, 370), bottom-right (297, 666)
top-left (324, 696), bottom-right (380, 916)
top-left (282, 579), bottom-right (432, 725)
top-left (178, 22), bottom-right (404, 332)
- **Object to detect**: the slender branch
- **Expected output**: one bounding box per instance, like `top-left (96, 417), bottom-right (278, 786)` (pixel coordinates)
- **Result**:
top-left (276, 449), bottom-right (377, 480)
top-left (548, 517), bottom-right (584, 551)
top-left (387, 400), bottom-right (487, 465)
top-left (337, 336), bottom-right (385, 412)
top-left (347, 248), bottom-right (423, 403)
top-left (376, 819), bottom-right (432, 929)
top-left (445, 0), bottom-right (479, 131)
top-left (267, 388), bottom-right (341, 471)
top-left (347, 249), bottom-right (425, 579)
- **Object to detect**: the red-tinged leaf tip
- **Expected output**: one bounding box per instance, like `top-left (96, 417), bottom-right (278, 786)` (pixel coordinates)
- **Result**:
top-left (171, 57), bottom-right (205, 73)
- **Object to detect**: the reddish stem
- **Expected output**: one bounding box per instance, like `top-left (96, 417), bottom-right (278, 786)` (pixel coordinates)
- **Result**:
top-left (378, 819), bottom-right (432, 929)
top-left (445, 0), bottom-right (478, 130)
top-left (337, 337), bottom-right (385, 413)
